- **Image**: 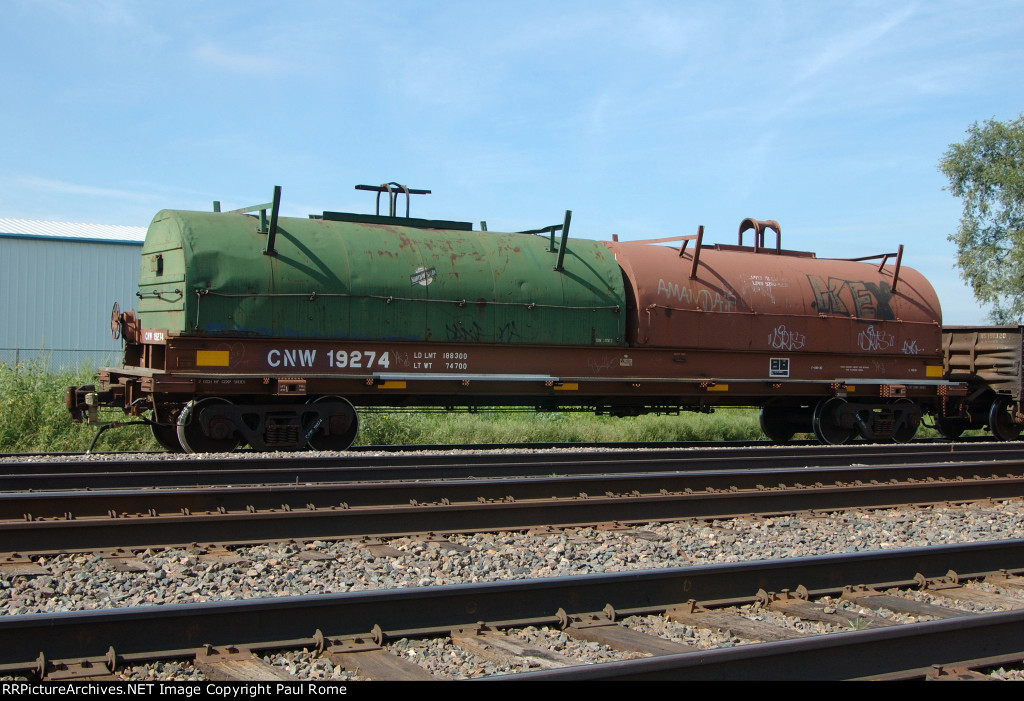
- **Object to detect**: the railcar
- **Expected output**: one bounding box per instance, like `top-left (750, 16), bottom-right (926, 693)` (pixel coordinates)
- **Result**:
top-left (938, 326), bottom-right (1024, 440)
top-left (66, 184), bottom-right (1021, 451)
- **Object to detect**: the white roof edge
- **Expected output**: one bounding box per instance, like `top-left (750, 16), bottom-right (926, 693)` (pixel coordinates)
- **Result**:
top-left (0, 218), bottom-right (147, 243)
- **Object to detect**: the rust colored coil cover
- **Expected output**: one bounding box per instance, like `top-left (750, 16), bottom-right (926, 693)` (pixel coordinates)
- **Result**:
top-left (604, 241), bottom-right (942, 358)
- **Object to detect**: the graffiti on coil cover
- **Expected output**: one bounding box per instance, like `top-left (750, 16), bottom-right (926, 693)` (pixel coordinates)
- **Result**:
top-left (768, 324), bottom-right (806, 351)
top-left (857, 325), bottom-right (895, 352)
top-left (657, 279), bottom-right (737, 312)
top-left (444, 319), bottom-right (524, 343)
top-left (807, 276), bottom-right (894, 320)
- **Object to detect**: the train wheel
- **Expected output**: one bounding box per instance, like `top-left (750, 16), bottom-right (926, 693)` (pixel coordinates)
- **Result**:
top-left (150, 422), bottom-right (184, 452)
top-left (934, 416), bottom-right (967, 440)
top-left (305, 396), bottom-right (360, 451)
top-left (176, 398), bottom-right (241, 453)
top-left (890, 399), bottom-right (920, 443)
top-left (812, 397), bottom-right (854, 445)
top-left (759, 400), bottom-right (797, 443)
top-left (989, 396), bottom-right (1022, 441)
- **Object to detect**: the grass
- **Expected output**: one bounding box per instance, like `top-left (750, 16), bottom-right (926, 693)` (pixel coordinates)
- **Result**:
top-left (355, 408), bottom-right (765, 446)
top-left (0, 361), bottom-right (159, 452)
top-left (0, 361), bottom-right (978, 452)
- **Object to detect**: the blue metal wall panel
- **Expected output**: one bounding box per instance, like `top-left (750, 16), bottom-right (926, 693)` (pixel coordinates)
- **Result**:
top-left (0, 238), bottom-right (141, 369)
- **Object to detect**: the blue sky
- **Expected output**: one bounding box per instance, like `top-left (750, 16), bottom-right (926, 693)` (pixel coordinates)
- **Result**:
top-left (2, 1), bottom-right (1022, 324)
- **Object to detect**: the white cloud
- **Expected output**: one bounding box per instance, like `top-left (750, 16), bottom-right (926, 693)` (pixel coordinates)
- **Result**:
top-left (16, 176), bottom-right (151, 201)
top-left (791, 5), bottom-right (916, 87)
top-left (626, 5), bottom-right (705, 57)
top-left (192, 42), bottom-right (287, 74)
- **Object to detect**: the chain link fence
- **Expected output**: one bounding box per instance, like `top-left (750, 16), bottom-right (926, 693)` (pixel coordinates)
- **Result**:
top-left (0, 348), bottom-right (122, 372)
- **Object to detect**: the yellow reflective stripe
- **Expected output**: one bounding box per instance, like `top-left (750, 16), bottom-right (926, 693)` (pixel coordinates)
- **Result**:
top-left (377, 381), bottom-right (407, 389)
top-left (926, 365), bottom-right (944, 378)
top-left (706, 384), bottom-right (729, 392)
top-left (196, 350), bottom-right (230, 367)
top-left (553, 382), bottom-right (579, 391)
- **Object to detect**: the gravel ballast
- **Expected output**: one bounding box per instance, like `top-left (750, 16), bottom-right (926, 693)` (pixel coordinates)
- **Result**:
top-left (4, 445), bottom-right (1024, 679)
top-left (3, 498), bottom-right (1024, 680)
top-left (4, 502), bottom-right (1024, 614)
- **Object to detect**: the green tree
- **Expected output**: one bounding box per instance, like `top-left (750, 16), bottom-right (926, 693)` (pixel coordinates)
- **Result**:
top-left (939, 114), bottom-right (1024, 323)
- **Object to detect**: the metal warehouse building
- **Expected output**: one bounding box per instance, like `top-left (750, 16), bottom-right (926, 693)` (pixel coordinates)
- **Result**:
top-left (0, 219), bottom-right (146, 370)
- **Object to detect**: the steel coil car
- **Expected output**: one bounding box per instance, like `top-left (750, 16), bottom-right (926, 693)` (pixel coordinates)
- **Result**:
top-left (66, 183), bottom-right (1022, 451)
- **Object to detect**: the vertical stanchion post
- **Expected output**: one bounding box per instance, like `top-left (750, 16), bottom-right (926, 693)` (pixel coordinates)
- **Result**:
top-left (554, 210), bottom-right (572, 272)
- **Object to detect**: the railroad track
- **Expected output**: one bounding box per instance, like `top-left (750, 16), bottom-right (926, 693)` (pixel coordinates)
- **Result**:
top-left (4, 436), bottom-right (992, 462)
top-left (4, 455), bottom-right (1024, 554)
top-left (4, 442), bottom-right (1024, 491)
top-left (4, 443), bottom-right (1024, 681)
top-left (1, 438), bottom-right (795, 461)
top-left (2, 540), bottom-right (1023, 681)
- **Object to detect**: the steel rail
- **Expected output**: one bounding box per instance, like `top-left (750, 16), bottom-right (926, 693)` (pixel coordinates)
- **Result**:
top-left (0, 439), bottom-right (810, 461)
top-left (3, 443), bottom-right (1023, 492)
top-left (0, 434), bottom-right (999, 461)
top-left (4, 458), bottom-right (1024, 522)
top-left (500, 610), bottom-right (1024, 681)
top-left (1, 539), bottom-right (1023, 677)
top-left (3, 474), bottom-right (1023, 554)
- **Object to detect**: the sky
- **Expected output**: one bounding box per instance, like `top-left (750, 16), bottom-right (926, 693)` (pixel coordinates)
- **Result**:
top-left (1, 1), bottom-right (1022, 324)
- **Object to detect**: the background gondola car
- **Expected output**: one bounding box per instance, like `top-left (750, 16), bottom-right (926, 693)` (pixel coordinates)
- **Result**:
top-left (939, 326), bottom-right (1024, 440)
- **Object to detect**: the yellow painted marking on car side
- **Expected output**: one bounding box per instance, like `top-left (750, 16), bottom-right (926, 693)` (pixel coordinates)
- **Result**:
top-left (196, 350), bottom-right (230, 367)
